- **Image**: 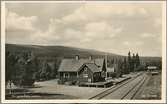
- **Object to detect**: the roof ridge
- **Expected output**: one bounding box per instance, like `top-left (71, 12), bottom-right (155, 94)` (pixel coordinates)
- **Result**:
top-left (85, 62), bottom-right (94, 64)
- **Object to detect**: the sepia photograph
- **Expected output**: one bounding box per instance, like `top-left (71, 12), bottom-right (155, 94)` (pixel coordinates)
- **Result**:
top-left (1, 1), bottom-right (166, 103)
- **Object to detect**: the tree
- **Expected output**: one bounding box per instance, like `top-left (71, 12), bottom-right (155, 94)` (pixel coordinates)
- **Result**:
top-left (132, 53), bottom-right (136, 72)
top-left (5, 51), bottom-right (18, 87)
top-left (122, 57), bottom-right (129, 74)
top-left (23, 52), bottom-right (37, 86)
top-left (116, 58), bottom-right (123, 77)
top-left (135, 53), bottom-right (140, 68)
top-left (12, 51), bottom-right (37, 86)
top-left (39, 61), bottom-right (52, 80)
top-left (128, 51), bottom-right (133, 72)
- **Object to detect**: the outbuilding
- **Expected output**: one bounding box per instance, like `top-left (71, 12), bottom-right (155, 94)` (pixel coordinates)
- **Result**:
top-left (147, 66), bottom-right (159, 75)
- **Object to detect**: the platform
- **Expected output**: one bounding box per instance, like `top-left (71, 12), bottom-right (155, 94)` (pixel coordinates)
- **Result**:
top-left (79, 77), bottom-right (131, 88)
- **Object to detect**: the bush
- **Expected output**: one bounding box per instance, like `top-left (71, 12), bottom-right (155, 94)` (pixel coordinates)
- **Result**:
top-left (71, 80), bottom-right (77, 85)
top-left (8, 51), bottom-right (37, 87)
top-left (57, 79), bottom-right (64, 84)
top-left (64, 81), bottom-right (72, 85)
top-left (76, 81), bottom-right (80, 85)
top-left (108, 72), bottom-right (117, 78)
top-left (13, 79), bottom-right (35, 87)
top-left (135, 65), bottom-right (146, 71)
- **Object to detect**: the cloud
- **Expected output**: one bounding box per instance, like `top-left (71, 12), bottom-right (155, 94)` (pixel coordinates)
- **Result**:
top-left (64, 28), bottom-right (82, 40)
top-left (138, 8), bottom-right (148, 16)
top-left (85, 21), bottom-right (122, 39)
top-left (62, 4), bottom-right (149, 24)
top-left (154, 18), bottom-right (162, 27)
top-left (123, 41), bottom-right (131, 46)
top-left (33, 18), bottom-right (122, 45)
top-left (5, 3), bottom-right (162, 56)
top-left (141, 33), bottom-right (155, 38)
top-left (6, 10), bottom-right (37, 31)
top-left (135, 41), bottom-right (144, 45)
top-left (5, 3), bottom-right (155, 43)
top-left (123, 41), bottom-right (143, 46)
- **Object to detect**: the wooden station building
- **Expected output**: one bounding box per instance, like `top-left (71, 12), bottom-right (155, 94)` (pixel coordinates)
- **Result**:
top-left (58, 55), bottom-right (107, 84)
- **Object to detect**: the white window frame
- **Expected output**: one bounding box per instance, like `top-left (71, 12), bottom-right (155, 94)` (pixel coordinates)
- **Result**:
top-left (63, 73), bottom-right (70, 78)
top-left (83, 67), bottom-right (88, 78)
top-left (84, 67), bottom-right (88, 72)
top-left (83, 74), bottom-right (88, 78)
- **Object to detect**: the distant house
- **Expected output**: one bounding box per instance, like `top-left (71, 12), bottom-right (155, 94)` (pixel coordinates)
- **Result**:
top-left (147, 66), bottom-right (157, 71)
top-left (105, 62), bottom-right (119, 79)
top-left (147, 66), bottom-right (159, 75)
top-left (106, 67), bottom-right (116, 78)
top-left (58, 55), bottom-right (107, 84)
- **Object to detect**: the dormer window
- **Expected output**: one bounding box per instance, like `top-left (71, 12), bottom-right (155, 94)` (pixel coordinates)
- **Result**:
top-left (84, 67), bottom-right (88, 72)
top-left (75, 55), bottom-right (79, 60)
top-left (83, 67), bottom-right (88, 78)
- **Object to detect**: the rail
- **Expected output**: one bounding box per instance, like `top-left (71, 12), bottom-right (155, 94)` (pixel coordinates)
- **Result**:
top-left (121, 75), bottom-right (147, 99)
top-left (89, 72), bottom-right (144, 99)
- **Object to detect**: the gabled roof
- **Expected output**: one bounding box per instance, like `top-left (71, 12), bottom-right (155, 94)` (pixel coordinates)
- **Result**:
top-left (58, 58), bottom-right (104, 72)
top-left (84, 63), bottom-right (101, 72)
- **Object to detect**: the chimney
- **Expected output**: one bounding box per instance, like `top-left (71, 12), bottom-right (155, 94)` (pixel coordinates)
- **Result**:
top-left (89, 56), bottom-right (92, 60)
top-left (75, 55), bottom-right (79, 60)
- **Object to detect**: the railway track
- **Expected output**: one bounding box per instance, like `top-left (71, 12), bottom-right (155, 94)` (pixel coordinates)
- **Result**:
top-left (89, 72), bottom-right (147, 99)
top-left (121, 75), bottom-right (147, 99)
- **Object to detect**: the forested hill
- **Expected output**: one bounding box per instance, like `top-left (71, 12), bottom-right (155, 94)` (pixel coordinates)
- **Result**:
top-left (5, 44), bottom-right (123, 59)
top-left (5, 43), bottom-right (161, 85)
top-left (5, 43), bottom-right (161, 62)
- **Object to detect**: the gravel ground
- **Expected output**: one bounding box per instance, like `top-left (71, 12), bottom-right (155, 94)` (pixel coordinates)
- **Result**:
top-left (6, 72), bottom-right (142, 99)
top-left (28, 79), bottom-right (107, 99)
top-left (27, 72), bottom-right (141, 99)
top-left (136, 73), bottom-right (161, 99)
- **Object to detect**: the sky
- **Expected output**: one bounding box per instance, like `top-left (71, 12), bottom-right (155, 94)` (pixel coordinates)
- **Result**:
top-left (5, 2), bottom-right (163, 56)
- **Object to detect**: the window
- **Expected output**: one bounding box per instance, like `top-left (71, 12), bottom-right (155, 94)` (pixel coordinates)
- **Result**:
top-left (84, 67), bottom-right (88, 72)
top-left (64, 73), bottom-right (69, 78)
top-left (83, 67), bottom-right (88, 78)
top-left (83, 74), bottom-right (88, 78)
top-left (88, 78), bottom-right (91, 82)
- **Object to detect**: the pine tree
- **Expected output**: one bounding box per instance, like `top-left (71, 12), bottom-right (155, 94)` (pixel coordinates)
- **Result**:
top-left (132, 53), bottom-right (136, 72)
top-left (123, 57), bottom-right (129, 74)
top-left (128, 51), bottom-right (133, 72)
top-left (116, 59), bottom-right (123, 77)
top-left (136, 53), bottom-right (140, 68)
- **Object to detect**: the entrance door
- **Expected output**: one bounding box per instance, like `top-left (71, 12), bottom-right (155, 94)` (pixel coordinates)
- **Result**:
top-left (88, 78), bottom-right (91, 82)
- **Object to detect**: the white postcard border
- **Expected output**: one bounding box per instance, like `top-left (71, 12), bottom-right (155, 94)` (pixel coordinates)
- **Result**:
top-left (1, 1), bottom-right (166, 103)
